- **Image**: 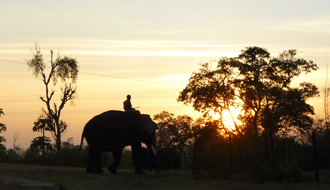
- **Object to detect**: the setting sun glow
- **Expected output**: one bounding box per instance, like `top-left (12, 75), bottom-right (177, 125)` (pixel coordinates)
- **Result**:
top-left (209, 108), bottom-right (241, 131)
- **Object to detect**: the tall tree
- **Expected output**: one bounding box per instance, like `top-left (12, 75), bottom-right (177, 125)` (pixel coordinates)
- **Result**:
top-left (0, 108), bottom-right (6, 151)
top-left (235, 48), bottom-right (318, 162)
top-left (324, 54), bottom-right (330, 129)
top-left (178, 47), bottom-right (319, 163)
top-left (27, 44), bottom-right (78, 154)
top-left (177, 58), bottom-right (241, 134)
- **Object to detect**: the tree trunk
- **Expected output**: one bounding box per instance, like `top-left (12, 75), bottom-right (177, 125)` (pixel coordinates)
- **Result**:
top-left (42, 128), bottom-right (45, 164)
top-left (192, 136), bottom-right (197, 175)
top-left (238, 139), bottom-right (243, 178)
top-left (312, 131), bottom-right (319, 182)
top-left (264, 129), bottom-right (269, 163)
top-left (229, 133), bottom-right (232, 180)
top-left (269, 123), bottom-right (275, 165)
top-left (55, 121), bottom-right (62, 164)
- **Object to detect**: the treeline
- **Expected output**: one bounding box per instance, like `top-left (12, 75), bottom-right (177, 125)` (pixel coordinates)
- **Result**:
top-left (152, 111), bottom-right (330, 181)
top-left (0, 138), bottom-right (88, 167)
top-left (0, 46), bottom-right (329, 183)
top-left (192, 118), bottom-right (330, 182)
top-left (0, 110), bottom-right (329, 182)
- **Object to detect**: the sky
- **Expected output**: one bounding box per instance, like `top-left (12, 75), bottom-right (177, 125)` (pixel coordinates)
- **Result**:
top-left (1, 0), bottom-right (330, 149)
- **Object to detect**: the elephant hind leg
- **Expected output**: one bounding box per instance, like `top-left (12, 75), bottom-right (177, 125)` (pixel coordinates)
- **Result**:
top-left (86, 147), bottom-right (96, 173)
top-left (87, 147), bottom-right (104, 174)
top-left (95, 151), bottom-right (104, 174)
top-left (108, 150), bottom-right (122, 174)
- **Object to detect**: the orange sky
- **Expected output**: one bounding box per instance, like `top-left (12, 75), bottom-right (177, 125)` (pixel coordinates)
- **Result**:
top-left (1, 0), bottom-right (329, 149)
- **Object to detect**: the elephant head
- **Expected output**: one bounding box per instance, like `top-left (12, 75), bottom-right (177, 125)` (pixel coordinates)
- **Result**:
top-left (141, 114), bottom-right (158, 156)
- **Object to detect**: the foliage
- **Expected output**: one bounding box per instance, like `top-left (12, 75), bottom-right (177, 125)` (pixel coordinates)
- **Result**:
top-left (178, 46), bottom-right (319, 170)
top-left (30, 136), bottom-right (54, 154)
top-left (156, 146), bottom-right (181, 171)
top-left (179, 47), bottom-right (318, 135)
top-left (0, 108), bottom-right (6, 150)
top-left (60, 138), bottom-right (89, 167)
top-left (26, 44), bottom-right (79, 153)
top-left (247, 159), bottom-right (303, 183)
top-left (32, 114), bottom-right (53, 133)
top-left (311, 121), bottom-right (330, 169)
top-left (153, 111), bottom-right (195, 155)
top-left (144, 146), bottom-right (181, 172)
top-left (192, 118), bottom-right (232, 177)
top-left (177, 58), bottom-right (240, 134)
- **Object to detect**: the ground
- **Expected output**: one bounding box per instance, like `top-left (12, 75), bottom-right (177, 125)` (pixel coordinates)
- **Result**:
top-left (0, 164), bottom-right (329, 190)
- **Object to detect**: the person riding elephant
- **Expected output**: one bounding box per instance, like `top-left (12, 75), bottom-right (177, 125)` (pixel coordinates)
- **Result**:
top-left (79, 110), bottom-right (158, 174)
top-left (123, 94), bottom-right (135, 112)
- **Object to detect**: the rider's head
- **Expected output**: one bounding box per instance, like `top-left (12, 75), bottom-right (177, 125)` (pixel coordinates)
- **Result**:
top-left (127, 94), bottom-right (131, 100)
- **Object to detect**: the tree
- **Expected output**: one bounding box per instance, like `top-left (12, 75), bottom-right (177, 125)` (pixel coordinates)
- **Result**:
top-left (236, 48), bottom-right (318, 162)
top-left (0, 108), bottom-right (6, 151)
top-left (27, 44), bottom-right (78, 154)
top-left (177, 58), bottom-right (241, 135)
top-left (12, 132), bottom-right (19, 151)
top-left (153, 111), bottom-right (194, 155)
top-left (31, 114), bottom-right (54, 159)
top-left (324, 55), bottom-right (330, 129)
top-left (30, 136), bottom-right (53, 154)
top-left (178, 47), bottom-right (319, 164)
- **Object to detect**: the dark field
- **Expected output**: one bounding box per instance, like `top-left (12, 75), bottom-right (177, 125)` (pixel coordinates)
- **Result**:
top-left (0, 164), bottom-right (329, 190)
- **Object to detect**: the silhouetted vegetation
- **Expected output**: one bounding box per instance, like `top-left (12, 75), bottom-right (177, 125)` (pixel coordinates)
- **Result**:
top-left (1, 46), bottom-right (329, 184)
top-left (0, 108), bottom-right (6, 152)
top-left (176, 46), bottom-right (322, 181)
top-left (26, 43), bottom-right (79, 155)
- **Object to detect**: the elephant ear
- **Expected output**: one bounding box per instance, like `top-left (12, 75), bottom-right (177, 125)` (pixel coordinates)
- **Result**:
top-left (146, 121), bottom-right (158, 135)
top-left (142, 114), bottom-right (158, 135)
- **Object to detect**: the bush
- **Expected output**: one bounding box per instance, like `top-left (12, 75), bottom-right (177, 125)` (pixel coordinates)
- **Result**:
top-left (144, 146), bottom-right (181, 172)
top-left (61, 145), bottom-right (88, 167)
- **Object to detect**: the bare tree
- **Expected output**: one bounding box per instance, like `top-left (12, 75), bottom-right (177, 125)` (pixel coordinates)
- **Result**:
top-left (324, 54), bottom-right (330, 129)
top-left (12, 132), bottom-right (19, 151)
top-left (26, 43), bottom-right (78, 154)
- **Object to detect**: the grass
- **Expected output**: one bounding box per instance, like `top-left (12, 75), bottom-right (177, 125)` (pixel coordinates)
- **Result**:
top-left (0, 163), bottom-right (329, 190)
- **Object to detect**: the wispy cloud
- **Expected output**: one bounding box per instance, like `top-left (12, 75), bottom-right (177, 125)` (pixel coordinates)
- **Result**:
top-left (269, 16), bottom-right (330, 34)
top-left (1, 38), bottom-right (243, 57)
top-left (69, 50), bottom-right (239, 57)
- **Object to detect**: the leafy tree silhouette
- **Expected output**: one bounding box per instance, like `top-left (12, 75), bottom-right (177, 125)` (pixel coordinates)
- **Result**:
top-left (153, 111), bottom-right (194, 154)
top-left (0, 108), bottom-right (6, 151)
top-left (178, 46), bottom-right (319, 166)
top-left (26, 43), bottom-right (78, 158)
top-left (30, 114), bottom-right (55, 160)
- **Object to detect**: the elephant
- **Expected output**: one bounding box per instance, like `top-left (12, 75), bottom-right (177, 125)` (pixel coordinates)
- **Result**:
top-left (79, 110), bottom-right (158, 174)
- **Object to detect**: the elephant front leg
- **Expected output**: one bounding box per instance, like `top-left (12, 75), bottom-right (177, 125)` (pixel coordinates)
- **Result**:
top-left (131, 143), bottom-right (144, 174)
top-left (108, 150), bottom-right (122, 174)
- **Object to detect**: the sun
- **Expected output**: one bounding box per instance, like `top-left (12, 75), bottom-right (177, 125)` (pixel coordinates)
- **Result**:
top-left (209, 107), bottom-right (241, 131)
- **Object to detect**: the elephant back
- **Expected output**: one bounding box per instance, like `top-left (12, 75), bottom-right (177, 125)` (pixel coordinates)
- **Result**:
top-left (83, 110), bottom-right (144, 149)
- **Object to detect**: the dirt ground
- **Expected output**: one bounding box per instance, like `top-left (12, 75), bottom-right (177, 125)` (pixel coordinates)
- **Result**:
top-left (0, 174), bottom-right (54, 190)
top-left (0, 164), bottom-right (330, 190)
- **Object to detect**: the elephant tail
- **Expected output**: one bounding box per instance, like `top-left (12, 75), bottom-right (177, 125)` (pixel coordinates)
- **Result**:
top-left (79, 132), bottom-right (84, 151)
